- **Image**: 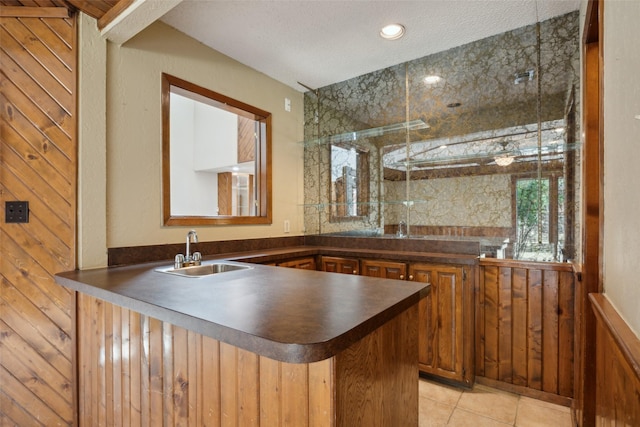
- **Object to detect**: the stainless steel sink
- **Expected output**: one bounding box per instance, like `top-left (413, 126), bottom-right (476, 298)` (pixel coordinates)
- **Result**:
top-left (155, 262), bottom-right (252, 278)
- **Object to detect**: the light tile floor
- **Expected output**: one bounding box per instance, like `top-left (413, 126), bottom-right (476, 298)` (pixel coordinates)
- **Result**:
top-left (419, 379), bottom-right (573, 427)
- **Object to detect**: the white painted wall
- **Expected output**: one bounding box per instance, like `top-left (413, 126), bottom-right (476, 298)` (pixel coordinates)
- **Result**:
top-left (600, 0), bottom-right (640, 337)
top-left (193, 102), bottom-right (237, 171)
top-left (169, 93), bottom-right (218, 216)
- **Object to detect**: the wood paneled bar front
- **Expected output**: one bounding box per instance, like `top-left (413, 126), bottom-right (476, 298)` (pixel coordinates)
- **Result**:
top-left (476, 258), bottom-right (576, 405)
top-left (57, 260), bottom-right (428, 426)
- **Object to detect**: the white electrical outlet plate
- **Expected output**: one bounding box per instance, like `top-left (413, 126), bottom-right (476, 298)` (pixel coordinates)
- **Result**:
top-left (285, 98), bottom-right (291, 112)
top-left (284, 219), bottom-right (290, 233)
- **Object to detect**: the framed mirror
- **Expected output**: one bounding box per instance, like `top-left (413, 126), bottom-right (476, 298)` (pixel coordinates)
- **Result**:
top-left (162, 73), bottom-right (272, 225)
top-left (329, 143), bottom-right (369, 220)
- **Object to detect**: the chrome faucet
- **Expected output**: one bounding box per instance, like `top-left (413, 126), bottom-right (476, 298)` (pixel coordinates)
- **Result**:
top-left (185, 229), bottom-right (198, 263)
top-left (174, 230), bottom-right (201, 268)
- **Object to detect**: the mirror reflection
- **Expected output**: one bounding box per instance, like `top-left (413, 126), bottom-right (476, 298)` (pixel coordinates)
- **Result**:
top-left (330, 144), bottom-right (369, 219)
top-left (162, 73), bottom-right (272, 225)
top-left (303, 11), bottom-right (580, 262)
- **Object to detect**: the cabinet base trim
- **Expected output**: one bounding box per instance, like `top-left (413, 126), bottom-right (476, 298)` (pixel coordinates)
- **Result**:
top-left (475, 376), bottom-right (573, 407)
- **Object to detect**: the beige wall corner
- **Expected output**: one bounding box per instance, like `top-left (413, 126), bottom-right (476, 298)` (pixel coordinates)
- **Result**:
top-left (602, 0), bottom-right (640, 337)
top-left (78, 14), bottom-right (108, 269)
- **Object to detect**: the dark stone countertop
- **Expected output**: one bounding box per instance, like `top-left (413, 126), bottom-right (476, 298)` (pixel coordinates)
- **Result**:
top-left (56, 259), bottom-right (429, 364)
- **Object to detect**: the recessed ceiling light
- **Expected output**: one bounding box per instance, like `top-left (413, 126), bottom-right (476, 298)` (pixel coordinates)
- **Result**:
top-left (380, 24), bottom-right (405, 40)
top-left (425, 75), bottom-right (442, 84)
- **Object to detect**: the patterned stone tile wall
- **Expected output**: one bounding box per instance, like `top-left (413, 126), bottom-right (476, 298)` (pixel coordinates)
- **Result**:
top-left (303, 11), bottom-right (580, 261)
top-left (385, 174), bottom-right (512, 228)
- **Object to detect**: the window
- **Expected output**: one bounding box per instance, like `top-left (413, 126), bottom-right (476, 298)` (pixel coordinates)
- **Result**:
top-left (513, 175), bottom-right (565, 261)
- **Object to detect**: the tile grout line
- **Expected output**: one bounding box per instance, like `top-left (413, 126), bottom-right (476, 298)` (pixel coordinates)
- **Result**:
top-left (446, 387), bottom-right (464, 425)
top-left (513, 394), bottom-right (521, 426)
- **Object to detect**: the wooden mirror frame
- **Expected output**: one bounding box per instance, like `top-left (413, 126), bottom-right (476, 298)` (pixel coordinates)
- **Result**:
top-left (162, 73), bottom-right (272, 225)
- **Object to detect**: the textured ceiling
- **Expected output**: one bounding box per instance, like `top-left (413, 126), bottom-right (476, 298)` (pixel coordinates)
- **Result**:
top-left (160, 0), bottom-right (580, 92)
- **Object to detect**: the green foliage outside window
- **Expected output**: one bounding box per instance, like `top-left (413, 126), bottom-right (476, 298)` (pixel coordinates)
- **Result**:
top-left (515, 178), bottom-right (550, 259)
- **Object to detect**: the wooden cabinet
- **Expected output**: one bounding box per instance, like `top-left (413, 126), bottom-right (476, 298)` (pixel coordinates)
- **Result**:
top-left (321, 257), bottom-right (473, 385)
top-left (410, 263), bottom-right (473, 386)
top-left (361, 259), bottom-right (407, 280)
top-left (320, 256), bottom-right (360, 275)
top-left (277, 257), bottom-right (317, 270)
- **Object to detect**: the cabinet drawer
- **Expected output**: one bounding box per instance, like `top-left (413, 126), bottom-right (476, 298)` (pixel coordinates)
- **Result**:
top-left (320, 256), bottom-right (360, 275)
top-left (277, 257), bottom-right (317, 270)
top-left (361, 260), bottom-right (407, 280)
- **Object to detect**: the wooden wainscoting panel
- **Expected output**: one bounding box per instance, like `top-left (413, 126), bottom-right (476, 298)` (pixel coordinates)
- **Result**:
top-left (590, 294), bottom-right (640, 426)
top-left (76, 293), bottom-right (336, 426)
top-left (477, 259), bottom-right (575, 405)
top-left (335, 305), bottom-right (418, 427)
top-left (527, 268), bottom-right (543, 391)
top-left (0, 10), bottom-right (77, 426)
top-left (76, 292), bottom-right (419, 426)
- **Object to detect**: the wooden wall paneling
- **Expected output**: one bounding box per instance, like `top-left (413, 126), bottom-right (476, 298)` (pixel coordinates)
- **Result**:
top-left (542, 269), bottom-right (560, 394)
top-left (498, 266), bottom-right (512, 383)
top-left (237, 115), bottom-right (256, 163)
top-left (259, 356), bottom-right (282, 425)
top-left (3, 18), bottom-right (74, 95)
top-left (527, 269), bottom-right (543, 391)
top-left (164, 320), bottom-right (178, 425)
top-left (308, 360), bottom-right (333, 426)
top-left (482, 265), bottom-right (499, 379)
top-left (0, 6), bottom-right (70, 18)
top-left (558, 270), bottom-right (575, 397)
top-left (511, 268), bottom-right (528, 386)
top-left (335, 305), bottom-right (418, 427)
top-left (590, 294), bottom-right (640, 426)
top-left (477, 260), bottom-right (575, 405)
top-left (474, 263), bottom-right (484, 377)
top-left (217, 172), bottom-right (232, 215)
top-left (0, 9), bottom-right (77, 426)
top-left (76, 294), bottom-right (339, 426)
top-left (149, 316), bottom-right (164, 425)
top-left (281, 362), bottom-right (308, 424)
top-left (75, 293), bottom-right (419, 426)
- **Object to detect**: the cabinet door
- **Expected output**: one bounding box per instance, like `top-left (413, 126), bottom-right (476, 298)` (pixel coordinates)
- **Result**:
top-left (410, 263), bottom-right (470, 385)
top-left (277, 257), bottom-right (317, 270)
top-left (321, 256), bottom-right (359, 275)
top-left (361, 260), bottom-right (407, 280)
